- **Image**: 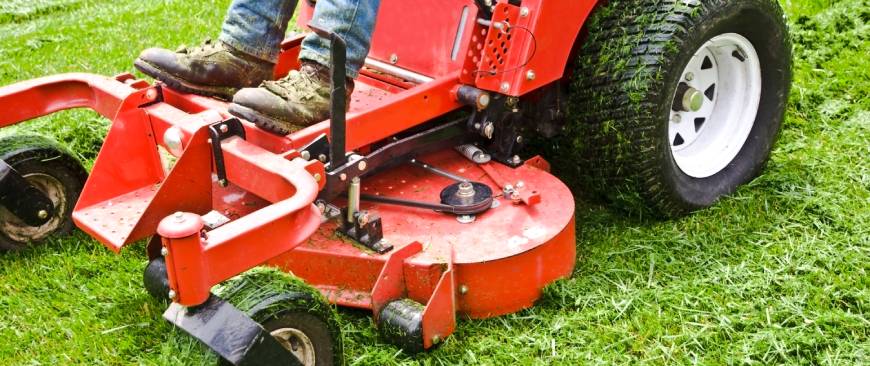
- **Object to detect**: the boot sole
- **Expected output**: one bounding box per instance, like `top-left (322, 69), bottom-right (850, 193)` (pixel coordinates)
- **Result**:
top-left (228, 104), bottom-right (303, 136)
top-left (134, 59), bottom-right (239, 100)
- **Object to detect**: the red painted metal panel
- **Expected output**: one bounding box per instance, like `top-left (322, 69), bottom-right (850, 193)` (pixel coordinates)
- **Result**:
top-left (371, 242), bottom-right (423, 320)
top-left (0, 73), bottom-right (136, 126)
top-left (474, 0), bottom-right (598, 95)
top-left (299, 0), bottom-right (479, 79)
top-left (421, 258), bottom-right (456, 349)
top-left (454, 220), bottom-right (575, 318)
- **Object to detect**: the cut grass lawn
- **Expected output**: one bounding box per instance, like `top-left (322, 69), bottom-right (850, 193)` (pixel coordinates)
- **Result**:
top-left (0, 0), bottom-right (867, 364)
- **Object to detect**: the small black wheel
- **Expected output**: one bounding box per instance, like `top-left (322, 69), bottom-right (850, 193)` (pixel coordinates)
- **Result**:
top-left (143, 256), bottom-right (170, 302)
top-left (377, 299), bottom-right (425, 354)
top-left (0, 135), bottom-right (87, 250)
top-left (562, 0), bottom-right (791, 217)
top-left (216, 268), bottom-right (343, 366)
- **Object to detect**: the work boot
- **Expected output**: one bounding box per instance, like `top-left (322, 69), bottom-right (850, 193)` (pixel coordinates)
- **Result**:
top-left (229, 61), bottom-right (354, 135)
top-left (134, 39), bottom-right (274, 100)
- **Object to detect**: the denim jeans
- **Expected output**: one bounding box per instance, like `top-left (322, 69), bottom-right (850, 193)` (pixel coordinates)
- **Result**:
top-left (219, 0), bottom-right (381, 78)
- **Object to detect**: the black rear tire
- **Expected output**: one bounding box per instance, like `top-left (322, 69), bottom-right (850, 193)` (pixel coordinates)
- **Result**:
top-left (0, 135), bottom-right (87, 250)
top-left (562, 0), bottom-right (791, 217)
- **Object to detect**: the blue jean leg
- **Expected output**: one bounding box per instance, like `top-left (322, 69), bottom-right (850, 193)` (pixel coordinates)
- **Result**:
top-left (299, 0), bottom-right (381, 78)
top-left (219, 0), bottom-right (380, 78)
top-left (219, 0), bottom-right (298, 63)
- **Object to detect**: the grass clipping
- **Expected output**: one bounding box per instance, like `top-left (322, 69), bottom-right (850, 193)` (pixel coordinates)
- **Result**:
top-left (213, 267), bottom-right (334, 322)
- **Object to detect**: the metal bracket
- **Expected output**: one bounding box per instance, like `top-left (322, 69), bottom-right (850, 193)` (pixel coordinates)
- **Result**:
top-left (338, 207), bottom-right (392, 254)
top-left (299, 133), bottom-right (331, 163)
top-left (164, 294), bottom-right (302, 366)
top-left (0, 159), bottom-right (54, 226)
top-left (208, 118), bottom-right (246, 187)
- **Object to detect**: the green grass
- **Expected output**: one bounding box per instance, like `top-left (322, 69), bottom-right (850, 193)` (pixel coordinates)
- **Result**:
top-left (0, 0), bottom-right (867, 364)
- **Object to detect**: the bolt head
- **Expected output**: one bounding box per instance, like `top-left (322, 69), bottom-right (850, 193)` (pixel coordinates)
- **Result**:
top-left (516, 135), bottom-right (524, 144)
top-left (145, 88), bottom-right (158, 101)
top-left (520, 7), bottom-right (530, 17)
top-left (390, 53), bottom-right (399, 64)
top-left (357, 212), bottom-right (370, 226)
top-left (358, 161), bottom-right (367, 171)
top-left (313, 173), bottom-right (322, 182)
top-left (477, 93), bottom-right (491, 109)
top-left (168, 290), bottom-right (177, 299)
top-left (340, 173), bottom-right (347, 181)
top-left (685, 72), bottom-right (694, 81)
top-left (500, 82), bottom-right (510, 92)
top-left (37, 210), bottom-right (48, 219)
top-left (160, 247), bottom-right (169, 256)
top-left (318, 154), bottom-right (328, 162)
top-left (459, 285), bottom-right (469, 294)
top-left (526, 70), bottom-right (536, 81)
top-left (512, 155), bottom-right (522, 164)
top-left (300, 151), bottom-right (311, 160)
top-left (219, 124), bottom-right (229, 133)
top-left (432, 335), bottom-right (442, 345)
top-left (671, 114), bottom-right (682, 123)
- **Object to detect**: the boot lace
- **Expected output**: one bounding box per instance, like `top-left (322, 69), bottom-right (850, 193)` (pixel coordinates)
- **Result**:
top-left (176, 38), bottom-right (223, 56)
top-left (262, 67), bottom-right (325, 101)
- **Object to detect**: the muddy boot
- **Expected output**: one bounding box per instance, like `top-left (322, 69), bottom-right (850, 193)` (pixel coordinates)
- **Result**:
top-left (229, 62), bottom-right (353, 135)
top-left (134, 39), bottom-right (274, 100)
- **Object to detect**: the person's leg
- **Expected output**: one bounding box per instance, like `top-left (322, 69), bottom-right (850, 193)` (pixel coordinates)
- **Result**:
top-left (219, 0), bottom-right (298, 63)
top-left (134, 0), bottom-right (298, 99)
top-left (299, 0), bottom-right (381, 78)
top-left (230, 0), bottom-right (382, 135)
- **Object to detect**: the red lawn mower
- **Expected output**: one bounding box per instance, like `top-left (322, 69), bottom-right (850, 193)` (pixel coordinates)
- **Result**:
top-left (0, 0), bottom-right (790, 364)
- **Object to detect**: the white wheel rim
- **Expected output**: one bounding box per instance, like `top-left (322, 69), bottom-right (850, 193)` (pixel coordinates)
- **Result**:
top-left (271, 327), bottom-right (316, 366)
top-left (668, 33), bottom-right (762, 178)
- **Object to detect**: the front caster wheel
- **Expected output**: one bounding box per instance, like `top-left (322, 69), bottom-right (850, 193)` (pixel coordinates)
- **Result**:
top-left (564, 0), bottom-right (791, 217)
top-left (0, 135), bottom-right (87, 250)
top-left (143, 256), bottom-right (170, 302)
top-left (378, 299), bottom-right (426, 354)
top-left (216, 268), bottom-right (343, 366)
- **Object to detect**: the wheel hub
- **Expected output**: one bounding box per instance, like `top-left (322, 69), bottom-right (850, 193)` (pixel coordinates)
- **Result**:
top-left (0, 173), bottom-right (66, 243)
top-left (681, 86), bottom-right (704, 112)
top-left (271, 327), bottom-right (316, 366)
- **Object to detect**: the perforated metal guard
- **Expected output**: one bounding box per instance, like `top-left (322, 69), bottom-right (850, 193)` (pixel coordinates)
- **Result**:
top-left (474, 3), bottom-right (523, 92)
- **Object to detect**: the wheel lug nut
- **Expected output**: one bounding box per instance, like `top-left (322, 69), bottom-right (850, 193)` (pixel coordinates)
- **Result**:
top-left (685, 72), bottom-right (694, 81)
top-left (671, 114), bottom-right (681, 123)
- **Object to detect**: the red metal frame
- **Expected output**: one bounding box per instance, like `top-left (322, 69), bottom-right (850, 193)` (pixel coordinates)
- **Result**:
top-left (0, 0), bottom-right (600, 349)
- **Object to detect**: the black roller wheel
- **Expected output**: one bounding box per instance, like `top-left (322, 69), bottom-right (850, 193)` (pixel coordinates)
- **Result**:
top-left (0, 134), bottom-right (87, 250)
top-left (215, 268), bottom-right (343, 366)
top-left (377, 298), bottom-right (426, 354)
top-left (143, 256), bottom-right (170, 302)
top-left (562, 0), bottom-right (791, 217)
